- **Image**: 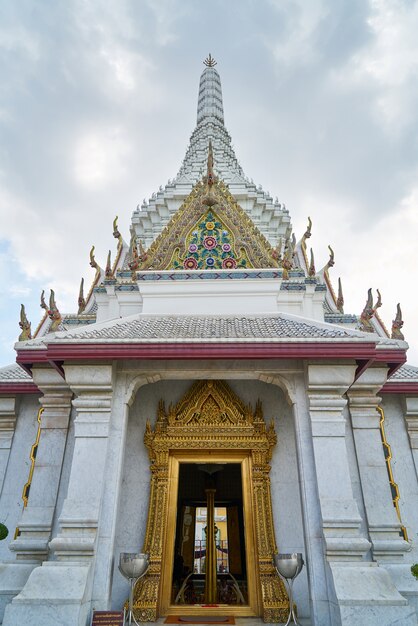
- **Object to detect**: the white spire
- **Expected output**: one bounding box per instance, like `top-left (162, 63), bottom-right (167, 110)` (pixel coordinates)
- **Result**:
top-left (197, 55), bottom-right (224, 125)
top-left (131, 56), bottom-right (291, 247)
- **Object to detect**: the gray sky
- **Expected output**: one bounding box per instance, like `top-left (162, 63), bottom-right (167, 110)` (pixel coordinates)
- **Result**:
top-left (1, 0), bottom-right (418, 364)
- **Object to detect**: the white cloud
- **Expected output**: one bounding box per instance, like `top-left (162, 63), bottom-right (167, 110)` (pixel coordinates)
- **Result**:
top-left (342, 0), bottom-right (418, 132)
top-left (73, 127), bottom-right (132, 188)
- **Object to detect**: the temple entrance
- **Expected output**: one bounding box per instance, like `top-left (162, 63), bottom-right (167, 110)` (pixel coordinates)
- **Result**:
top-left (172, 463), bottom-right (247, 607)
top-left (132, 380), bottom-right (289, 622)
top-left (161, 452), bottom-right (256, 616)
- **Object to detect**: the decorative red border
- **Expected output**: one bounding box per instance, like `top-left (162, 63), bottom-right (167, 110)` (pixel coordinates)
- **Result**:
top-left (10, 341), bottom-right (408, 394)
top-left (18, 341), bottom-right (383, 362)
top-left (0, 382), bottom-right (40, 395)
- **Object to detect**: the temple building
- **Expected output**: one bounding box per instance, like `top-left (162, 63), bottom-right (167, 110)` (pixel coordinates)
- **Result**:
top-left (1, 55), bottom-right (418, 626)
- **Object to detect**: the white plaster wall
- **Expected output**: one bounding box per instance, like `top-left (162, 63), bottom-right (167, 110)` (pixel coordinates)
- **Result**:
top-left (0, 395), bottom-right (40, 563)
top-left (110, 378), bottom-right (309, 620)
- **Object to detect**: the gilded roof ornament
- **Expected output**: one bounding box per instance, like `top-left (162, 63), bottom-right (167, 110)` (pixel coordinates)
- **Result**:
top-left (391, 303), bottom-right (405, 340)
top-left (89, 245), bottom-right (100, 271)
top-left (18, 304), bottom-right (32, 341)
top-left (40, 289), bottom-right (62, 332)
top-left (202, 140), bottom-right (217, 206)
top-left (302, 217), bottom-right (312, 245)
top-left (325, 245), bottom-right (335, 271)
top-left (113, 215), bottom-right (121, 241)
top-left (105, 250), bottom-right (113, 279)
top-left (308, 248), bottom-right (316, 277)
top-left (336, 277), bottom-right (344, 313)
top-left (203, 53), bottom-right (217, 67)
top-left (359, 288), bottom-right (382, 333)
top-left (78, 277), bottom-right (86, 314)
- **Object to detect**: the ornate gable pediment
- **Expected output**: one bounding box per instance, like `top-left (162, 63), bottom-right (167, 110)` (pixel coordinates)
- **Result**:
top-left (139, 180), bottom-right (279, 271)
top-left (144, 380), bottom-right (277, 462)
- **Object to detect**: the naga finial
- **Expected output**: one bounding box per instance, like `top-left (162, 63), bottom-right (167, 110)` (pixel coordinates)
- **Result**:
top-left (281, 237), bottom-right (294, 280)
top-left (128, 232), bottom-right (140, 276)
top-left (113, 215), bottom-right (122, 240)
top-left (40, 289), bottom-right (62, 331)
top-left (105, 250), bottom-right (113, 279)
top-left (78, 277), bottom-right (86, 314)
top-left (89, 245), bottom-right (99, 270)
top-left (391, 303), bottom-right (405, 340)
top-left (203, 53), bottom-right (217, 67)
top-left (308, 248), bottom-right (316, 277)
top-left (40, 289), bottom-right (47, 311)
top-left (48, 289), bottom-right (62, 331)
top-left (302, 217), bottom-right (312, 244)
top-left (272, 237), bottom-right (282, 262)
top-left (336, 277), bottom-right (344, 313)
top-left (18, 304), bottom-right (32, 341)
top-left (325, 245), bottom-right (335, 271)
top-left (360, 288), bottom-right (382, 333)
top-left (138, 239), bottom-right (147, 262)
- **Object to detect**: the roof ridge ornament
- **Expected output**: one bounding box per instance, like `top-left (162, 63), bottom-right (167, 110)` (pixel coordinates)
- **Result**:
top-left (359, 288), bottom-right (382, 333)
top-left (204, 53), bottom-right (217, 67)
top-left (18, 304), bottom-right (32, 341)
top-left (391, 303), bottom-right (405, 340)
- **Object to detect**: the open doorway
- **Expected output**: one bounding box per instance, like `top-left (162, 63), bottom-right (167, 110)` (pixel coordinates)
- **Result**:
top-left (172, 463), bottom-right (247, 606)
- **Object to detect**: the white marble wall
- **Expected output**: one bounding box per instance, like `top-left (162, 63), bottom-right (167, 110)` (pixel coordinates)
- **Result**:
top-left (0, 394), bottom-right (40, 622)
top-left (110, 377), bottom-right (310, 620)
top-left (381, 394), bottom-right (418, 615)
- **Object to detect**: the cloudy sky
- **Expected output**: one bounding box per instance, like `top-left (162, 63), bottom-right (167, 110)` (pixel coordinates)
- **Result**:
top-left (1, 0), bottom-right (418, 365)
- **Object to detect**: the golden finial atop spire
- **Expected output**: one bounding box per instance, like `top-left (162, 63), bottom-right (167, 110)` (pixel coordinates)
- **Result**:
top-left (204, 53), bottom-right (217, 67)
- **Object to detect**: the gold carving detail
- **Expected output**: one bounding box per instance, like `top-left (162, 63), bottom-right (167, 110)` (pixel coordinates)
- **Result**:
top-left (133, 380), bottom-right (288, 622)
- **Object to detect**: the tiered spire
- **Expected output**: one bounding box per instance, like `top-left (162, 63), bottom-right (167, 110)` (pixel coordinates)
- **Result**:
top-left (197, 54), bottom-right (225, 125)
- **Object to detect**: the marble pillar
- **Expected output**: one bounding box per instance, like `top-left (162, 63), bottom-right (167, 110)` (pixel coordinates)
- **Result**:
top-left (348, 368), bottom-right (410, 561)
top-left (307, 364), bottom-right (370, 562)
top-left (3, 364), bottom-right (113, 626)
top-left (9, 367), bottom-right (72, 562)
top-left (0, 396), bottom-right (16, 497)
top-left (404, 396), bottom-right (418, 480)
top-left (307, 364), bottom-right (415, 626)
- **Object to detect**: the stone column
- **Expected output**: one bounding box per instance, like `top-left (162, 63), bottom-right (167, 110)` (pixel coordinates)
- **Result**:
top-left (348, 368), bottom-right (410, 561)
top-left (48, 364), bottom-right (113, 562)
top-left (3, 364), bottom-right (113, 626)
top-left (307, 364), bottom-right (370, 561)
top-left (0, 396), bottom-right (17, 497)
top-left (307, 364), bottom-right (414, 625)
top-left (9, 367), bottom-right (72, 562)
top-left (403, 396), bottom-right (418, 479)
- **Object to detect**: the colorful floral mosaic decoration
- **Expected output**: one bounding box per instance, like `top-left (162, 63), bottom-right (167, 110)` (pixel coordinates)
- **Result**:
top-left (172, 209), bottom-right (249, 270)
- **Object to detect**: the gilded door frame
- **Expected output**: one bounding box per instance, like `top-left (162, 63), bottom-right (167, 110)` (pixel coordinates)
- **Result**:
top-left (132, 380), bottom-right (289, 622)
top-left (160, 450), bottom-right (259, 617)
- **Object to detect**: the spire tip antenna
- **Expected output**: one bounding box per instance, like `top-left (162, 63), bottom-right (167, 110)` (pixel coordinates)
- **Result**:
top-left (204, 53), bottom-right (217, 67)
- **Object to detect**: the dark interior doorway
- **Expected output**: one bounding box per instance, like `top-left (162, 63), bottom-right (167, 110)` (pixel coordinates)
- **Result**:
top-left (171, 463), bottom-right (248, 605)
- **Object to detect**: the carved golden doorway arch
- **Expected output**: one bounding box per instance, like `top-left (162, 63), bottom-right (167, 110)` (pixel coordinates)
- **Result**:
top-left (133, 380), bottom-right (289, 622)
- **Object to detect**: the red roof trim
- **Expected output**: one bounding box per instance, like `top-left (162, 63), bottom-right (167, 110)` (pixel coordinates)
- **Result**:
top-left (45, 341), bottom-right (381, 360)
top-left (381, 382), bottom-right (418, 394)
top-left (0, 383), bottom-right (40, 395)
top-left (15, 340), bottom-right (401, 363)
